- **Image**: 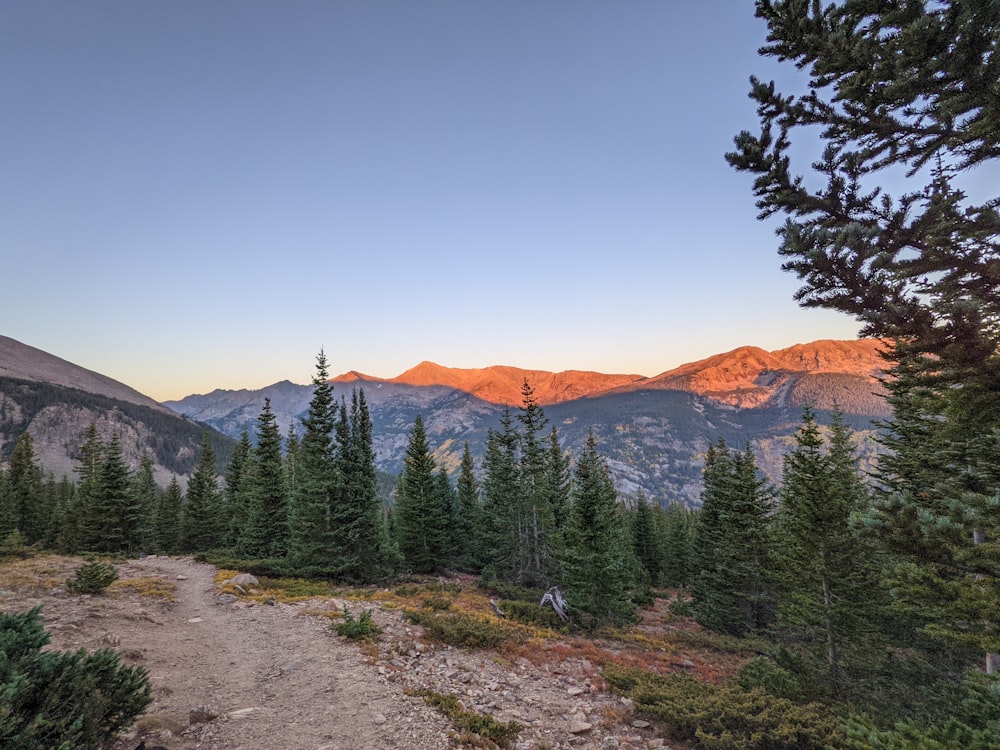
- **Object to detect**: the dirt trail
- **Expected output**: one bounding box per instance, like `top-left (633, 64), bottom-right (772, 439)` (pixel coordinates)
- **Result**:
top-left (23, 556), bottom-right (449, 750)
top-left (7, 556), bottom-right (661, 750)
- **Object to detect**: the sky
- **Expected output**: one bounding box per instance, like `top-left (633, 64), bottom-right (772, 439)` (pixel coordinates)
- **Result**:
top-left (1, 1), bottom-right (862, 402)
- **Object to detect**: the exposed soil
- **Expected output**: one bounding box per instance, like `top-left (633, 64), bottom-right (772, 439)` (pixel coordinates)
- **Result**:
top-left (2, 556), bottom-right (677, 750)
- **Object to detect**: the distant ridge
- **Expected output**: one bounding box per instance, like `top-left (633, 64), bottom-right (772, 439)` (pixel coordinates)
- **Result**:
top-left (0, 335), bottom-right (169, 414)
top-left (338, 361), bottom-right (646, 406)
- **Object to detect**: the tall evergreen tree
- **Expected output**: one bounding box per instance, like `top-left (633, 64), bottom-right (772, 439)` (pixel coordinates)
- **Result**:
top-left (454, 442), bottom-right (482, 572)
top-left (132, 452), bottom-right (158, 553)
top-left (72, 423), bottom-right (105, 553)
top-left (543, 426), bottom-right (571, 538)
top-left (659, 503), bottom-right (696, 590)
top-left (515, 380), bottom-right (558, 586)
top-left (561, 433), bottom-right (637, 631)
top-left (774, 408), bottom-right (882, 696)
top-left (727, 0), bottom-right (1000, 670)
top-left (691, 439), bottom-right (775, 636)
top-left (239, 400), bottom-right (287, 558)
top-left (326, 388), bottom-right (390, 580)
top-left (154, 475), bottom-right (183, 554)
top-left (480, 409), bottom-right (520, 581)
top-left (224, 427), bottom-right (252, 548)
top-left (286, 351), bottom-right (338, 574)
top-left (89, 435), bottom-right (140, 554)
top-left (5, 433), bottom-right (44, 544)
top-left (395, 416), bottom-right (450, 574)
top-left (182, 433), bottom-right (224, 553)
top-left (630, 492), bottom-right (662, 587)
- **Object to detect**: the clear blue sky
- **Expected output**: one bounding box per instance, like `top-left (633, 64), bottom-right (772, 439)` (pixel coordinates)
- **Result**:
top-left (2, 1), bottom-right (860, 402)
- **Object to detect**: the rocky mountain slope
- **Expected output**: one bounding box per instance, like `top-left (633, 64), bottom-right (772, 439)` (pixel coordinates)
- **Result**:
top-left (0, 336), bottom-right (232, 486)
top-left (167, 340), bottom-right (892, 505)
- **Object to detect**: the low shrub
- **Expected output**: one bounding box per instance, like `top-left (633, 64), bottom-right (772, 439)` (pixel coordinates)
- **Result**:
top-left (604, 665), bottom-right (841, 750)
top-left (476, 579), bottom-right (544, 603)
top-left (333, 608), bottom-right (381, 640)
top-left (405, 609), bottom-right (522, 649)
top-left (421, 595), bottom-right (453, 611)
top-left (66, 559), bottom-right (118, 595)
top-left (0, 607), bottom-right (152, 749)
top-left (497, 599), bottom-right (566, 629)
top-left (408, 687), bottom-right (522, 748)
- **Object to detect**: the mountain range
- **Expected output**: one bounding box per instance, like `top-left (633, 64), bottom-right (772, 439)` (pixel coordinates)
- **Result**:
top-left (1, 335), bottom-right (891, 505)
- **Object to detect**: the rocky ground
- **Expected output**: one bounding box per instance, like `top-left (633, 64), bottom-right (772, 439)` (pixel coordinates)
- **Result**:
top-left (2, 555), bottom-right (679, 750)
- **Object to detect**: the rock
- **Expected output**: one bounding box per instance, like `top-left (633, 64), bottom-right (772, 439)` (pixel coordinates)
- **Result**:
top-left (227, 573), bottom-right (260, 586)
top-left (373, 713), bottom-right (387, 725)
top-left (186, 617), bottom-right (202, 623)
top-left (189, 705), bottom-right (218, 725)
top-left (631, 720), bottom-right (650, 728)
top-left (217, 593), bottom-right (237, 604)
top-left (568, 720), bottom-right (593, 734)
top-left (175, 575), bottom-right (187, 581)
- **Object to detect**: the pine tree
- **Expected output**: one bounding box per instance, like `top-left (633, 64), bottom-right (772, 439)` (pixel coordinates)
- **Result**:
top-left (286, 351), bottom-right (338, 574)
top-left (154, 476), bottom-right (183, 554)
top-left (454, 442), bottom-right (482, 572)
top-left (774, 408), bottom-right (882, 696)
top-left (660, 502), bottom-right (696, 590)
top-left (72, 423), bottom-right (105, 553)
top-left (224, 427), bottom-right (252, 548)
top-left (515, 380), bottom-right (558, 587)
top-left (727, 0), bottom-right (1000, 670)
top-left (395, 416), bottom-right (450, 574)
top-left (691, 439), bottom-right (775, 636)
top-left (238, 399), bottom-right (287, 558)
top-left (561, 433), bottom-right (637, 631)
top-left (327, 388), bottom-right (390, 581)
top-left (86, 436), bottom-right (141, 554)
top-left (543, 426), bottom-right (571, 539)
top-left (5, 433), bottom-right (44, 544)
top-left (480, 410), bottom-right (520, 581)
top-left (132, 452), bottom-right (158, 553)
top-left (630, 492), bottom-right (662, 587)
top-left (182, 433), bottom-right (224, 553)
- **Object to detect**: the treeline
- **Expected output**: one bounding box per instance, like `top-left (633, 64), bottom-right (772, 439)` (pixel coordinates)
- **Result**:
top-left (0, 353), bottom-right (677, 631)
top-left (0, 376), bottom-right (233, 475)
top-left (685, 406), bottom-right (998, 747)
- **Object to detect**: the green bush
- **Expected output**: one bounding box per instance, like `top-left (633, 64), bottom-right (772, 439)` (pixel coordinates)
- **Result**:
top-left (0, 607), bottom-right (152, 749)
top-left (405, 609), bottom-right (522, 649)
top-left (497, 599), bottom-right (566, 629)
top-left (66, 559), bottom-right (118, 595)
top-left (409, 687), bottom-right (522, 748)
top-left (604, 665), bottom-right (841, 750)
top-left (476, 579), bottom-right (544, 603)
top-left (333, 608), bottom-right (381, 640)
top-left (736, 656), bottom-right (804, 701)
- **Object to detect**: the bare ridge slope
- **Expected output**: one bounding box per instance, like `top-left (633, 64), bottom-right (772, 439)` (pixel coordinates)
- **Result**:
top-left (0, 335), bottom-right (169, 413)
top-left (388, 361), bottom-right (645, 405)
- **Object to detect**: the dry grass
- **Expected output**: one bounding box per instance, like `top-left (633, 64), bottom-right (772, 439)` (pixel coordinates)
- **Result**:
top-left (109, 576), bottom-right (176, 601)
top-left (0, 554), bottom-right (80, 595)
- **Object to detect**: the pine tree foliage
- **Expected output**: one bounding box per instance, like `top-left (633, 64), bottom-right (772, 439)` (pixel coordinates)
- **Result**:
top-left (223, 427), bottom-right (252, 548)
top-left (691, 439), bottom-right (775, 636)
top-left (286, 351), bottom-right (339, 575)
top-left (4, 433), bottom-right (44, 544)
top-left (774, 408), bottom-right (883, 695)
top-left (72, 423), bottom-right (105, 553)
top-left (154, 475), bottom-right (183, 554)
top-left (514, 380), bottom-right (559, 587)
top-left (88, 436), bottom-right (141, 555)
top-left (561, 433), bottom-right (637, 630)
top-left (727, 0), bottom-right (1000, 665)
top-left (659, 503), bottom-right (697, 590)
top-left (182, 433), bottom-right (224, 554)
top-left (328, 388), bottom-right (390, 581)
top-left (454, 442), bottom-right (482, 572)
top-left (630, 492), bottom-right (662, 587)
top-left (132, 452), bottom-right (158, 553)
top-left (238, 399), bottom-right (286, 558)
top-left (480, 409), bottom-right (521, 581)
top-left (0, 607), bottom-right (152, 749)
top-left (395, 416), bottom-right (451, 574)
